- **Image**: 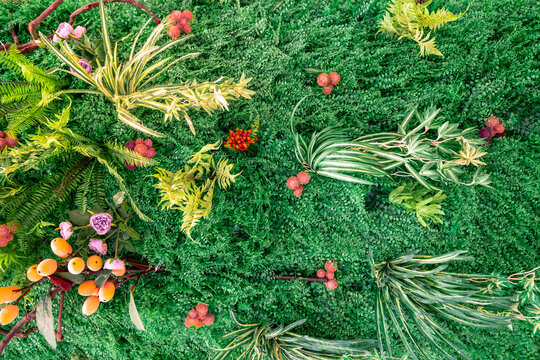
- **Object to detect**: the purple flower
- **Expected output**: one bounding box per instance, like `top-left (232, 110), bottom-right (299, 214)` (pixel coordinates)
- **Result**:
top-left (89, 239), bottom-right (107, 255)
top-left (90, 212), bottom-right (113, 235)
top-left (72, 26), bottom-right (86, 40)
top-left (53, 22), bottom-right (73, 42)
top-left (104, 258), bottom-right (125, 270)
top-left (59, 221), bottom-right (73, 240)
top-left (70, 58), bottom-right (92, 76)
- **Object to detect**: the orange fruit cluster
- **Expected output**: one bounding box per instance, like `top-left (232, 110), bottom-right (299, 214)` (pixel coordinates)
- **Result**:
top-left (184, 303), bottom-right (215, 328)
top-left (316, 260), bottom-right (338, 290)
top-left (317, 72), bottom-right (341, 95)
top-left (224, 128), bottom-right (258, 151)
top-left (167, 10), bottom-right (194, 38)
top-left (79, 280), bottom-right (116, 315)
top-left (0, 286), bottom-right (22, 325)
top-left (286, 171), bottom-right (311, 197)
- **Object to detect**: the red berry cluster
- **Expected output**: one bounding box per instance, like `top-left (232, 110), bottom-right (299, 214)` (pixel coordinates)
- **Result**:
top-left (317, 260), bottom-right (338, 290)
top-left (286, 171), bottom-right (311, 197)
top-left (167, 10), bottom-right (194, 38)
top-left (479, 116), bottom-right (505, 145)
top-left (0, 131), bottom-right (18, 151)
top-left (0, 221), bottom-right (19, 247)
top-left (125, 139), bottom-right (156, 169)
top-left (185, 303), bottom-right (214, 328)
top-left (317, 72), bottom-right (341, 95)
top-left (225, 128), bottom-right (258, 151)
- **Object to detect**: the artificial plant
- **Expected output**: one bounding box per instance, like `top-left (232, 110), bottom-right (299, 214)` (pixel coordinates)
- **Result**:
top-left (291, 99), bottom-right (491, 191)
top-left (378, 0), bottom-right (466, 56)
top-left (369, 250), bottom-right (539, 360)
top-left (211, 312), bottom-right (380, 359)
top-left (388, 182), bottom-right (446, 228)
top-left (152, 141), bottom-right (239, 239)
top-left (39, 0), bottom-right (255, 138)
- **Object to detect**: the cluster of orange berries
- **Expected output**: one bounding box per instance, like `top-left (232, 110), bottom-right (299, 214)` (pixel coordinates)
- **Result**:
top-left (317, 260), bottom-right (338, 290)
top-left (184, 303), bottom-right (214, 328)
top-left (125, 138), bottom-right (156, 169)
top-left (317, 72), bottom-right (341, 95)
top-left (224, 128), bottom-right (258, 151)
top-left (167, 10), bottom-right (194, 38)
top-left (0, 131), bottom-right (18, 151)
top-left (286, 171), bottom-right (311, 197)
top-left (0, 286), bottom-right (22, 325)
top-left (0, 221), bottom-right (18, 247)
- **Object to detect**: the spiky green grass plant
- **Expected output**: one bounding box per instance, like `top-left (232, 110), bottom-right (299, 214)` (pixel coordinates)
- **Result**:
top-left (369, 250), bottom-right (519, 360)
top-left (211, 312), bottom-right (380, 359)
top-left (39, 0), bottom-right (254, 138)
top-left (291, 100), bottom-right (491, 191)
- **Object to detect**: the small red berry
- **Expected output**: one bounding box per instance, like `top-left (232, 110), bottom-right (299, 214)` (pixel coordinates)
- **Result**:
top-left (317, 269), bottom-right (326, 278)
top-left (297, 171), bottom-right (311, 185)
top-left (168, 24), bottom-right (181, 39)
top-left (196, 303), bottom-right (208, 317)
top-left (5, 137), bottom-right (18, 148)
top-left (329, 72), bottom-right (340, 85)
top-left (202, 313), bottom-right (214, 326)
top-left (125, 162), bottom-right (137, 170)
top-left (286, 176), bottom-right (301, 190)
top-left (143, 139), bottom-right (153, 147)
top-left (188, 309), bottom-right (198, 318)
top-left (325, 279), bottom-right (338, 290)
top-left (168, 11), bottom-right (183, 23)
top-left (317, 73), bottom-right (330, 87)
top-left (293, 187), bottom-right (303, 197)
top-left (146, 147), bottom-right (156, 158)
top-left (181, 10), bottom-right (194, 22)
top-left (325, 260), bottom-right (338, 272)
top-left (0, 131), bottom-right (5, 138)
top-left (125, 140), bottom-right (136, 150)
top-left (323, 86), bottom-right (333, 95)
top-left (183, 24), bottom-right (192, 34)
top-left (0, 139), bottom-right (7, 151)
top-left (134, 144), bottom-right (149, 157)
top-left (326, 271), bottom-right (335, 280)
top-left (135, 139), bottom-right (144, 145)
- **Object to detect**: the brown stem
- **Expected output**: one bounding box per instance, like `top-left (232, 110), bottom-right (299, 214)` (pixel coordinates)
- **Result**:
top-left (11, 26), bottom-right (19, 45)
top-left (68, 0), bottom-right (160, 26)
top-left (56, 291), bottom-right (65, 341)
top-left (2, 0), bottom-right (161, 54)
top-left (242, 274), bottom-right (327, 282)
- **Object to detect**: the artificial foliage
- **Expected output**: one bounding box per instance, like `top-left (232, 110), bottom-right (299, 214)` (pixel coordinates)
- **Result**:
top-left (378, 0), bottom-right (466, 56)
top-left (212, 312), bottom-right (379, 359)
top-left (388, 182), bottom-right (446, 228)
top-left (292, 103), bottom-right (490, 190)
top-left (39, 0), bottom-right (255, 138)
top-left (152, 141), bottom-right (239, 239)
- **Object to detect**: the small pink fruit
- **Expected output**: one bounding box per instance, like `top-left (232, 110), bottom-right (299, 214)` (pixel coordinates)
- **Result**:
top-left (203, 313), bottom-right (214, 326)
top-left (183, 24), bottom-right (192, 34)
top-left (5, 137), bottom-right (18, 148)
top-left (326, 271), bottom-right (335, 280)
top-left (146, 147), bottom-right (156, 158)
top-left (297, 171), bottom-right (311, 185)
top-left (181, 10), bottom-right (194, 22)
top-left (293, 187), bottom-right (303, 197)
top-left (188, 309), bottom-right (198, 318)
top-left (325, 279), bottom-right (338, 290)
top-left (329, 72), bottom-right (340, 85)
top-left (168, 11), bottom-right (183, 22)
top-left (286, 176), bottom-right (301, 190)
top-left (316, 269), bottom-right (326, 278)
top-left (143, 139), bottom-right (153, 147)
top-left (317, 73), bottom-right (330, 87)
top-left (325, 260), bottom-right (338, 272)
top-left (323, 86), bottom-right (333, 95)
top-left (196, 303), bottom-right (208, 317)
top-left (168, 25), bottom-right (181, 39)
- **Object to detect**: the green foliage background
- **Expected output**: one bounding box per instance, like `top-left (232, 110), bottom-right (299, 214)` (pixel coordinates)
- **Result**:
top-left (0, 0), bottom-right (538, 358)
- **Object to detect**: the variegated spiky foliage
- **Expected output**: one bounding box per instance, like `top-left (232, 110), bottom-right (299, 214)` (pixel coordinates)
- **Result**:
top-left (369, 250), bottom-right (520, 360)
top-left (389, 182), bottom-right (446, 228)
top-left (39, 0), bottom-right (254, 138)
top-left (0, 45), bottom-right (66, 135)
top-left (378, 0), bottom-right (466, 56)
top-left (152, 141), bottom-right (239, 239)
top-left (292, 99), bottom-right (491, 191)
top-left (0, 102), bottom-right (155, 221)
top-left (211, 312), bottom-right (380, 360)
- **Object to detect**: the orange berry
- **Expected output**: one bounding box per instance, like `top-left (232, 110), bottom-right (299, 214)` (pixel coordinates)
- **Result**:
top-left (87, 255), bottom-right (103, 271)
top-left (98, 282), bottom-right (115, 303)
top-left (0, 305), bottom-right (19, 325)
top-left (202, 313), bottom-right (214, 326)
top-left (68, 257), bottom-right (85, 274)
top-left (50, 238), bottom-right (72, 258)
top-left (167, 24), bottom-right (181, 39)
top-left (0, 286), bottom-right (21, 304)
top-left (185, 316), bottom-right (196, 327)
top-left (196, 303), bottom-right (208, 317)
top-left (82, 296), bottom-right (100, 316)
top-left (193, 319), bottom-right (203, 328)
top-left (37, 259), bottom-right (57, 276)
top-left (27, 265), bottom-right (42, 282)
top-left (78, 280), bottom-right (99, 297)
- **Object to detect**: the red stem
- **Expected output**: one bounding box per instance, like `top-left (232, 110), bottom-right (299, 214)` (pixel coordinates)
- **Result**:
top-left (2, 0), bottom-right (161, 54)
top-left (11, 26), bottom-right (19, 45)
top-left (56, 291), bottom-right (65, 341)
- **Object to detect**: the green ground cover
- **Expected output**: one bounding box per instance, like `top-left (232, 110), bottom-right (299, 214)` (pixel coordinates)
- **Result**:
top-left (0, 0), bottom-right (538, 358)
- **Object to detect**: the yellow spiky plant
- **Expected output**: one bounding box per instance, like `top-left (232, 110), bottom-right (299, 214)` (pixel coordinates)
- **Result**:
top-left (378, 0), bottom-right (466, 57)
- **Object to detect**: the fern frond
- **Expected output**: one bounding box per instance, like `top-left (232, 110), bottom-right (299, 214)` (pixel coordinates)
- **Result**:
top-left (103, 142), bottom-right (158, 167)
top-left (215, 158), bottom-right (240, 189)
top-left (421, 7), bottom-right (465, 30)
top-left (0, 82), bottom-right (42, 103)
top-left (410, 28), bottom-right (442, 57)
top-left (0, 45), bottom-right (59, 88)
top-left (180, 179), bottom-right (215, 240)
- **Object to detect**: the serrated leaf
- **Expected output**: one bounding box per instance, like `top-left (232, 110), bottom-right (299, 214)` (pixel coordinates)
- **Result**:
top-left (129, 292), bottom-right (146, 331)
top-left (94, 269), bottom-right (112, 287)
top-left (36, 294), bottom-right (57, 349)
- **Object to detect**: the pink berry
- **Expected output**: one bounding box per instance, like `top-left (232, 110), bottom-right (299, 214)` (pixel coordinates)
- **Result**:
top-left (293, 187), bottom-right (303, 197)
top-left (329, 72), bottom-right (340, 85)
top-left (323, 86), bottom-right (333, 95)
top-left (317, 73), bottom-right (330, 87)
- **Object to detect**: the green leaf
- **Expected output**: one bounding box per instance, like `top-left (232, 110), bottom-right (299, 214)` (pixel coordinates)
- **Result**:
top-left (94, 269), bottom-right (112, 288)
top-left (69, 209), bottom-right (90, 226)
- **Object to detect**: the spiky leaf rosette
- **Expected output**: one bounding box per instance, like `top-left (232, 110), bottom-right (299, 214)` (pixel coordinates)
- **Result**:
top-left (211, 312), bottom-right (379, 360)
top-left (369, 250), bottom-right (519, 360)
top-left (39, 0), bottom-right (255, 138)
top-left (291, 99), bottom-right (491, 191)
top-left (152, 141), bottom-right (239, 239)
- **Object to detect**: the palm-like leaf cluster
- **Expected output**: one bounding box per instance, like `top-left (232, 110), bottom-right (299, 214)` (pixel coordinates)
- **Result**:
top-left (0, 45), bottom-right (65, 134)
top-left (377, 0), bottom-right (466, 56)
top-left (212, 312), bottom-right (379, 360)
top-left (39, 0), bottom-right (254, 138)
top-left (369, 250), bottom-right (518, 360)
top-left (292, 101), bottom-right (490, 191)
top-left (152, 141), bottom-right (239, 239)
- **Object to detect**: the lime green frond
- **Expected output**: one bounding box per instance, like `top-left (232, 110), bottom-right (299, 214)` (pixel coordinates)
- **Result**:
top-left (421, 6), bottom-right (466, 30)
